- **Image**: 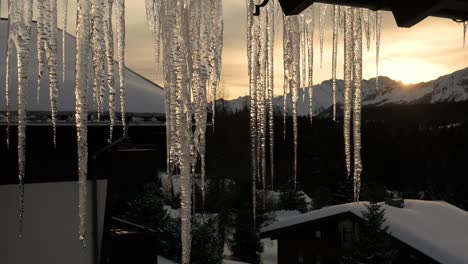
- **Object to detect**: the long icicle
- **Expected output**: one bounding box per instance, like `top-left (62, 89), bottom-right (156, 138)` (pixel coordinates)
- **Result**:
top-left (247, 0), bottom-right (257, 224)
top-left (283, 15), bottom-right (301, 188)
top-left (105, 0), bottom-right (115, 142)
top-left (116, 0), bottom-right (126, 135)
top-left (266, 0), bottom-right (275, 190)
top-left (36, 0), bottom-right (48, 103)
top-left (91, 0), bottom-right (106, 121)
top-left (75, 0), bottom-right (91, 245)
top-left (45, 0), bottom-right (59, 147)
top-left (375, 10), bottom-right (382, 89)
top-left (352, 8), bottom-right (363, 202)
top-left (332, 5), bottom-right (338, 122)
top-left (10, 0), bottom-right (34, 237)
top-left (343, 7), bottom-right (353, 178)
top-left (62, 0), bottom-right (68, 83)
top-left (5, 0), bottom-right (12, 149)
top-left (209, 0), bottom-right (223, 131)
top-left (305, 6), bottom-right (314, 124)
top-left (319, 4), bottom-right (327, 68)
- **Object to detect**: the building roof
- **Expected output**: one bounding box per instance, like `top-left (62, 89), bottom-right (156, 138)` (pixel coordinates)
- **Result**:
top-left (0, 18), bottom-right (165, 113)
top-left (261, 199), bottom-right (468, 264)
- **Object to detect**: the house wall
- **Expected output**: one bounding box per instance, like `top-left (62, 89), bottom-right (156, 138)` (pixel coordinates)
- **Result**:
top-left (0, 180), bottom-right (107, 264)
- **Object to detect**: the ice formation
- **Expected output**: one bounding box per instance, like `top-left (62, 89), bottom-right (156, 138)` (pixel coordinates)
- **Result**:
top-left (376, 10), bottom-right (382, 88)
top-left (116, 0), bottom-right (126, 135)
top-left (62, 0), bottom-right (68, 83)
top-left (75, 0), bottom-right (91, 245)
top-left (8, 0), bottom-right (34, 236)
top-left (332, 5), bottom-right (339, 121)
top-left (283, 15), bottom-right (301, 188)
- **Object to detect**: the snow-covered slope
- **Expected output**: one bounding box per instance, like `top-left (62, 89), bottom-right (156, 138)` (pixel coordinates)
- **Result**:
top-left (223, 68), bottom-right (468, 117)
top-left (0, 18), bottom-right (165, 113)
top-left (261, 200), bottom-right (468, 264)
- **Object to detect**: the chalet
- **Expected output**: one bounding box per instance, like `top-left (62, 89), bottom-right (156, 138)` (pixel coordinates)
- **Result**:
top-left (0, 18), bottom-right (167, 264)
top-left (261, 200), bottom-right (468, 264)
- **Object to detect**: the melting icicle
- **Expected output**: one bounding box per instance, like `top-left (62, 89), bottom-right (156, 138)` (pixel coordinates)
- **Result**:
top-left (363, 9), bottom-right (371, 51)
top-left (5, 2), bottom-right (12, 149)
top-left (104, 0), bottom-right (115, 142)
top-left (266, 0), bottom-right (275, 190)
top-left (116, 0), bottom-right (126, 135)
top-left (319, 4), bottom-right (327, 68)
top-left (75, 0), bottom-right (91, 245)
top-left (375, 11), bottom-right (382, 88)
top-left (45, 0), bottom-right (59, 147)
top-left (464, 21), bottom-right (467, 48)
top-left (352, 8), bottom-right (363, 202)
top-left (247, 0), bottom-right (258, 224)
top-left (145, 0), bottom-right (161, 67)
top-left (91, 0), bottom-right (106, 120)
top-left (208, 0), bottom-right (223, 131)
top-left (305, 6), bottom-right (314, 123)
top-left (9, 0), bottom-right (34, 237)
top-left (62, 0), bottom-right (68, 83)
top-left (332, 5), bottom-right (338, 122)
top-left (36, 0), bottom-right (49, 103)
top-left (343, 7), bottom-right (353, 178)
top-left (283, 15), bottom-right (300, 188)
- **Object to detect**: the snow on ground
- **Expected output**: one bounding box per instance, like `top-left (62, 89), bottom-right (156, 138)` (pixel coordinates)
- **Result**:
top-left (261, 238), bottom-right (277, 264)
top-left (261, 200), bottom-right (468, 264)
top-left (158, 256), bottom-right (177, 264)
top-left (222, 259), bottom-right (251, 264)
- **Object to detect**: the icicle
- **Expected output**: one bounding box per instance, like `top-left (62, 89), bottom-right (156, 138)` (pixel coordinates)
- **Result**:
top-left (10, 0), bottom-right (34, 237)
top-left (300, 14), bottom-right (307, 90)
top-left (283, 15), bottom-right (300, 188)
top-left (362, 9), bottom-right (371, 51)
top-left (266, 0), bottom-right (275, 190)
top-left (332, 5), bottom-right (338, 122)
top-left (208, 0), bottom-right (223, 131)
top-left (352, 9), bottom-right (363, 202)
top-left (5, 1), bottom-right (12, 149)
top-left (375, 11), bottom-right (382, 88)
top-left (247, 0), bottom-right (258, 224)
top-left (305, 6), bottom-right (314, 124)
top-left (91, 0), bottom-right (106, 121)
top-left (464, 21), bottom-right (467, 48)
top-left (116, 0), bottom-right (126, 135)
top-left (145, 0), bottom-right (161, 67)
top-left (36, 0), bottom-right (49, 103)
top-left (104, 0), bottom-right (115, 142)
top-left (44, 0), bottom-right (59, 148)
top-left (343, 7), bottom-right (353, 178)
top-left (75, 0), bottom-right (91, 246)
top-left (319, 4), bottom-right (327, 68)
top-left (62, 0), bottom-right (68, 83)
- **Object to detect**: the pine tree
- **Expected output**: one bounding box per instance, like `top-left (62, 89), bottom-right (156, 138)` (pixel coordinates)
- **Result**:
top-left (344, 201), bottom-right (395, 264)
top-left (279, 179), bottom-right (309, 213)
top-left (333, 177), bottom-right (354, 205)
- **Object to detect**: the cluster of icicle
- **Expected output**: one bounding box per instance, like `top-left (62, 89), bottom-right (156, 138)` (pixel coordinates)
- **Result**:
top-left (145, 0), bottom-right (223, 263)
top-left (254, 2), bottom-right (383, 205)
top-left (5, 0), bottom-right (126, 243)
top-left (246, 0), bottom-right (275, 223)
top-left (72, 0), bottom-right (127, 245)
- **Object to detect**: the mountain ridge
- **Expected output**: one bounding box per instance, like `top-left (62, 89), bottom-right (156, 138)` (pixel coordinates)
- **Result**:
top-left (221, 67), bottom-right (468, 117)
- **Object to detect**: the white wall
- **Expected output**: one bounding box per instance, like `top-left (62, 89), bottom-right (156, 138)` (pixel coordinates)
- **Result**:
top-left (0, 180), bottom-right (107, 264)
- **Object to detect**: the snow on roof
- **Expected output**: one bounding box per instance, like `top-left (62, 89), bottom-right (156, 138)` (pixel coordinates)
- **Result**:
top-left (261, 200), bottom-right (468, 264)
top-left (0, 19), bottom-right (165, 113)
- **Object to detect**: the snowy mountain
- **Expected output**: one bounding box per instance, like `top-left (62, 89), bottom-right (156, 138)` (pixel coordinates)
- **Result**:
top-left (222, 68), bottom-right (468, 117)
top-left (0, 18), bottom-right (165, 113)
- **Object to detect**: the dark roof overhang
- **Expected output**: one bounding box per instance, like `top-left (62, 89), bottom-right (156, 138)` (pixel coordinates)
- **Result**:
top-left (276, 0), bottom-right (468, 28)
